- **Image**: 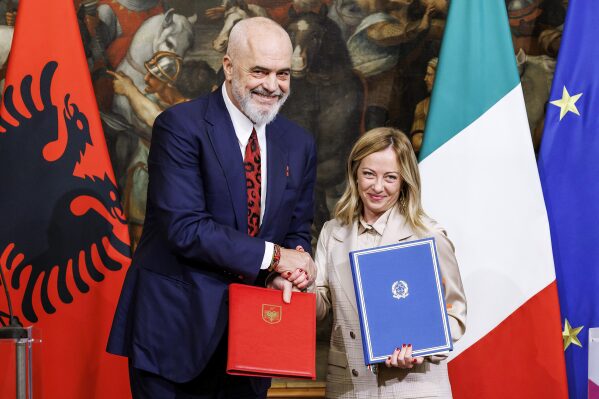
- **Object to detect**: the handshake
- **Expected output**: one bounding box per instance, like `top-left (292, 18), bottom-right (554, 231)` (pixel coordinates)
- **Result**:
top-left (266, 245), bottom-right (316, 304)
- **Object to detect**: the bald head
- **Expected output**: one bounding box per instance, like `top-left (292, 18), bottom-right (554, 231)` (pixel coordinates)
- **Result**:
top-left (222, 17), bottom-right (293, 125)
top-left (226, 17), bottom-right (292, 60)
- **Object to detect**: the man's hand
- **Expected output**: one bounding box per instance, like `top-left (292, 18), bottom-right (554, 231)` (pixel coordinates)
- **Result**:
top-left (205, 6), bottom-right (225, 20)
top-left (107, 70), bottom-right (136, 97)
top-left (276, 247), bottom-right (316, 290)
top-left (267, 275), bottom-right (300, 304)
top-left (418, 3), bottom-right (436, 31)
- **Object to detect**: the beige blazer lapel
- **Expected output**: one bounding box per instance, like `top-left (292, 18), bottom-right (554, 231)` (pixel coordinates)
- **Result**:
top-left (379, 205), bottom-right (415, 246)
top-left (330, 221), bottom-right (360, 314)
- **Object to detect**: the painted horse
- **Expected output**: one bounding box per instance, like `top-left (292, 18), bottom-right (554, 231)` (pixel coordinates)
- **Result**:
top-left (212, 0), bottom-right (268, 53)
top-left (112, 9), bottom-right (195, 128)
top-left (282, 6), bottom-right (365, 232)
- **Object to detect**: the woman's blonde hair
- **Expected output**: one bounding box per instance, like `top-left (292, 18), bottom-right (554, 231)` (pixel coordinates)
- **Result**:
top-left (334, 127), bottom-right (427, 230)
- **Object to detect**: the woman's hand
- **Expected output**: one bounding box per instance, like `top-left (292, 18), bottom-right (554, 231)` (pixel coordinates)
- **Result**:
top-left (384, 344), bottom-right (424, 369)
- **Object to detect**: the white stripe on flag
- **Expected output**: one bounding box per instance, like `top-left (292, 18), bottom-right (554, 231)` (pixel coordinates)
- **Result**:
top-left (420, 84), bottom-right (555, 358)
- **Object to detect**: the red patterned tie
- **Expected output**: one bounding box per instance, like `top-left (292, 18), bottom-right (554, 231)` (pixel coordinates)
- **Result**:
top-left (244, 128), bottom-right (261, 236)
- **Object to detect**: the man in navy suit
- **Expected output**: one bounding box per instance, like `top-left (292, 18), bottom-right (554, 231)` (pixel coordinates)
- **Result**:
top-left (107, 17), bottom-right (317, 399)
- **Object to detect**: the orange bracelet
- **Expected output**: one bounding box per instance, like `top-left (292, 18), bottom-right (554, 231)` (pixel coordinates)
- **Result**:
top-left (268, 244), bottom-right (281, 272)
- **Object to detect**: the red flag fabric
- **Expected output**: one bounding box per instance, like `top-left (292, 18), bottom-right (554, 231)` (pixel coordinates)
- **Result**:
top-left (0, 1), bottom-right (131, 398)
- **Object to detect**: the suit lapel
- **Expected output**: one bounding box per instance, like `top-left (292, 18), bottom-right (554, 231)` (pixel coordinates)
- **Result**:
top-left (204, 90), bottom-right (247, 232)
top-left (260, 122), bottom-right (288, 234)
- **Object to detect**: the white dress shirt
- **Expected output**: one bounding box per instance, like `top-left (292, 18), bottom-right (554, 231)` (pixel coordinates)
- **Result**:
top-left (222, 85), bottom-right (274, 269)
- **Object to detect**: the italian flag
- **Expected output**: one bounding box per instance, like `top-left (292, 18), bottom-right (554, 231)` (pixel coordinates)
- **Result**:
top-left (418, 0), bottom-right (568, 397)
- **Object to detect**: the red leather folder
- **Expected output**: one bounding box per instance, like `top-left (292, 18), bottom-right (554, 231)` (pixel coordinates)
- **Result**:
top-left (227, 284), bottom-right (316, 379)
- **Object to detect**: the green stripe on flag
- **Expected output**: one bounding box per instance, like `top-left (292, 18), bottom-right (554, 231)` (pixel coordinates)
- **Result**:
top-left (419, 0), bottom-right (520, 160)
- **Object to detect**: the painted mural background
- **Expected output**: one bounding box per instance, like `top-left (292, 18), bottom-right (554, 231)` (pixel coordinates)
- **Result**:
top-left (0, 0), bottom-right (568, 384)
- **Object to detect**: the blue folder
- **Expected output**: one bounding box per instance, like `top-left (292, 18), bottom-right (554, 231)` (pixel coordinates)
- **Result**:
top-left (350, 237), bottom-right (452, 365)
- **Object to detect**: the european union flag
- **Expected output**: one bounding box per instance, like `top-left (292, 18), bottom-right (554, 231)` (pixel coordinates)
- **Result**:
top-left (538, 1), bottom-right (599, 398)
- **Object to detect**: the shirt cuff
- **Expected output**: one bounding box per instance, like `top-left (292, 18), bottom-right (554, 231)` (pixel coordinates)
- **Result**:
top-left (260, 241), bottom-right (275, 270)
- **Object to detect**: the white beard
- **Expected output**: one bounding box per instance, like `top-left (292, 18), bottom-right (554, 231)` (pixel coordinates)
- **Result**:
top-left (232, 81), bottom-right (289, 125)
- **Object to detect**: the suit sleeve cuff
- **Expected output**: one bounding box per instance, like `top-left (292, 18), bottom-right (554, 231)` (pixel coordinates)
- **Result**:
top-left (260, 241), bottom-right (275, 270)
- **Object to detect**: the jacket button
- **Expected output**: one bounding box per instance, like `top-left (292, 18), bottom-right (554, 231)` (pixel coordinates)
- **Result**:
top-left (352, 369), bottom-right (359, 377)
top-left (350, 331), bottom-right (356, 339)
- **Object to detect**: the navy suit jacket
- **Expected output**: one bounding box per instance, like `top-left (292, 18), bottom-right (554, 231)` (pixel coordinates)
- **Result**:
top-left (107, 89), bottom-right (317, 383)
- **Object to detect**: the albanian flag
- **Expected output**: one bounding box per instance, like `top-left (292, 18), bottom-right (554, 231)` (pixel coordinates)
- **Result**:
top-left (0, 0), bottom-right (131, 398)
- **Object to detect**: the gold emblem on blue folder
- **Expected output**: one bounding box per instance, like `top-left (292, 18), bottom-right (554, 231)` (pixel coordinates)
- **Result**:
top-left (262, 304), bottom-right (282, 324)
top-left (391, 280), bottom-right (409, 299)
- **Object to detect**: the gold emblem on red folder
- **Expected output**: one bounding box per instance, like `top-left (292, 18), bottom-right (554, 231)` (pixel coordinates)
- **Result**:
top-left (262, 304), bottom-right (282, 324)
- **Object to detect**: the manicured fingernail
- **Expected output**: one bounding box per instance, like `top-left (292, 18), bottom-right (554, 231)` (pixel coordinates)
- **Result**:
top-left (395, 347), bottom-right (400, 352)
top-left (408, 344), bottom-right (412, 348)
top-left (412, 359), bottom-right (417, 363)
top-left (299, 269), bottom-right (303, 272)
top-left (402, 344), bottom-right (406, 348)
top-left (286, 272), bottom-right (291, 276)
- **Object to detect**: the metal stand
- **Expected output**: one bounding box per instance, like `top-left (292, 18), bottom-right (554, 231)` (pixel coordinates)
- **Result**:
top-left (0, 326), bottom-right (29, 399)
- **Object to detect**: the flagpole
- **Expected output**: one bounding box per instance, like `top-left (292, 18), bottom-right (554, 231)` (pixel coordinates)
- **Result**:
top-left (0, 327), bottom-right (28, 399)
top-left (1, 265), bottom-right (28, 399)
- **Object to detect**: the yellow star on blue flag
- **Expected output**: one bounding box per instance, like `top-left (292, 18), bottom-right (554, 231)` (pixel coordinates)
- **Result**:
top-left (550, 86), bottom-right (582, 120)
top-left (563, 318), bottom-right (584, 350)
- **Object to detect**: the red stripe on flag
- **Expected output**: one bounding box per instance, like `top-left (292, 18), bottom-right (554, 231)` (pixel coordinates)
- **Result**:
top-left (449, 282), bottom-right (568, 398)
top-left (590, 379), bottom-right (599, 399)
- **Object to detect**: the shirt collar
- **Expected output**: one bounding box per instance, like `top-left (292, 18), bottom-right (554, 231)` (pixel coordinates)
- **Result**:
top-left (358, 206), bottom-right (394, 236)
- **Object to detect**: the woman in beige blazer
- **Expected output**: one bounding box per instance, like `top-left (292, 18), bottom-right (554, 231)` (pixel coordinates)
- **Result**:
top-left (311, 127), bottom-right (466, 398)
